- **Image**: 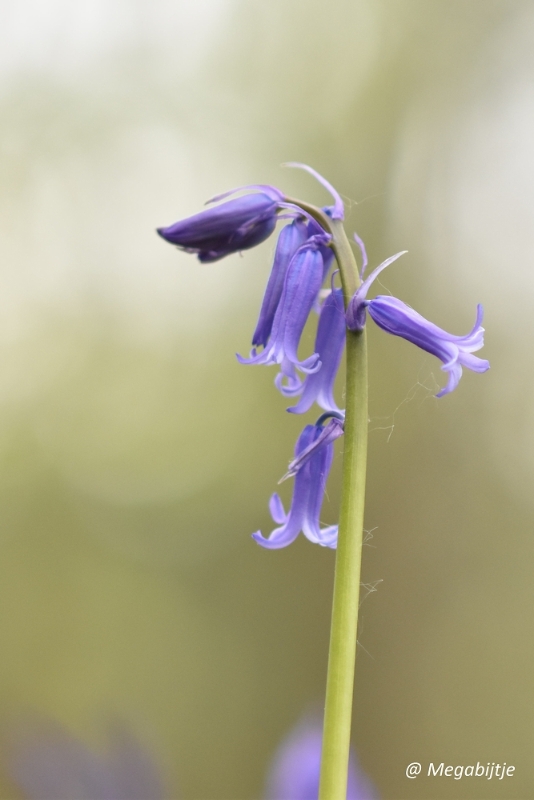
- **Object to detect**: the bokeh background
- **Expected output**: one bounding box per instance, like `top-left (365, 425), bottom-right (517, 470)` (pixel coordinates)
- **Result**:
top-left (0, 1), bottom-right (532, 798)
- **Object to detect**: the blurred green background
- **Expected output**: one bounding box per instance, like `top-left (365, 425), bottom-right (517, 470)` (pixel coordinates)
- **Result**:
top-left (0, 1), bottom-right (532, 797)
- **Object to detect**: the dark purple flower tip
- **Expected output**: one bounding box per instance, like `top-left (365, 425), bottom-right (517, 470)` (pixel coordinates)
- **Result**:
top-left (252, 423), bottom-right (338, 550)
top-left (283, 163), bottom-right (345, 220)
top-left (157, 187), bottom-right (284, 262)
top-left (368, 298), bottom-right (490, 397)
top-left (264, 715), bottom-right (378, 800)
top-left (280, 416), bottom-right (344, 481)
top-left (287, 288), bottom-right (346, 415)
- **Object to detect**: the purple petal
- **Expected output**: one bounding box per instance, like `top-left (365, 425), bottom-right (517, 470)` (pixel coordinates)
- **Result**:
top-left (436, 362), bottom-right (463, 397)
top-left (368, 296), bottom-right (489, 397)
top-left (197, 216), bottom-right (278, 262)
top-left (253, 427), bottom-right (315, 549)
top-left (252, 527), bottom-right (302, 550)
top-left (314, 524), bottom-right (339, 548)
top-left (275, 359), bottom-right (304, 396)
top-left (238, 241), bottom-right (324, 375)
top-left (279, 246), bottom-right (324, 370)
top-left (157, 192), bottom-right (280, 262)
top-left (269, 493), bottom-right (287, 524)
top-left (301, 430), bottom-right (336, 546)
top-left (288, 289), bottom-right (346, 414)
top-left (254, 425), bottom-right (338, 550)
top-left (252, 220), bottom-right (309, 347)
top-left (283, 418), bottom-right (344, 480)
top-left (353, 231), bottom-right (369, 279)
top-left (459, 352), bottom-right (490, 372)
top-left (206, 184), bottom-right (284, 205)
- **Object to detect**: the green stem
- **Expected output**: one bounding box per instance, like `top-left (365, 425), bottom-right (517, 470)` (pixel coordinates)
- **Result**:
top-left (280, 201), bottom-right (369, 797)
top-left (319, 222), bottom-right (368, 800)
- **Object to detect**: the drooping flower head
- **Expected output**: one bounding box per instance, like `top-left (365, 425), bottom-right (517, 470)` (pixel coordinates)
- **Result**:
top-left (157, 184), bottom-right (285, 262)
top-left (346, 252), bottom-right (490, 397)
top-left (264, 715), bottom-right (378, 800)
top-left (253, 418), bottom-right (341, 550)
top-left (368, 298), bottom-right (489, 396)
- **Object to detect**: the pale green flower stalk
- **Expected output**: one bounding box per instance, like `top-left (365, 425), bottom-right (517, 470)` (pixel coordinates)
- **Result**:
top-left (318, 220), bottom-right (367, 800)
top-left (285, 203), bottom-right (367, 800)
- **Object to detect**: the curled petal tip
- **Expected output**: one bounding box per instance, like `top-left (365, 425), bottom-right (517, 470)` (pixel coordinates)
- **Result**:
top-left (282, 162), bottom-right (344, 220)
top-left (353, 231), bottom-right (368, 278)
top-left (206, 184), bottom-right (284, 205)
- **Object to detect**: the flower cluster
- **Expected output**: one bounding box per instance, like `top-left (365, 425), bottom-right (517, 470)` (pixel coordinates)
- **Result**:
top-left (158, 165), bottom-right (489, 551)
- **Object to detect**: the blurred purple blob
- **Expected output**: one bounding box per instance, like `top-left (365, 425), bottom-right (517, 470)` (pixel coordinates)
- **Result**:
top-left (5, 718), bottom-right (166, 800)
top-left (265, 717), bottom-right (378, 800)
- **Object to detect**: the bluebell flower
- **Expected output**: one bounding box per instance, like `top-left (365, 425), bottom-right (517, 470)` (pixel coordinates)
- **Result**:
top-left (157, 184), bottom-right (284, 262)
top-left (283, 288), bottom-right (346, 415)
top-left (252, 219), bottom-right (309, 348)
top-left (238, 236), bottom-right (329, 376)
top-left (253, 421), bottom-right (339, 550)
top-left (264, 715), bottom-right (378, 800)
top-left (368, 298), bottom-right (490, 397)
top-left (346, 252), bottom-right (490, 397)
top-left (251, 211), bottom-right (334, 354)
